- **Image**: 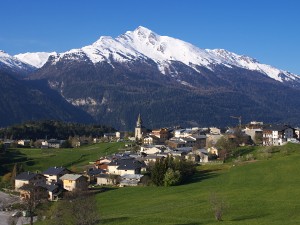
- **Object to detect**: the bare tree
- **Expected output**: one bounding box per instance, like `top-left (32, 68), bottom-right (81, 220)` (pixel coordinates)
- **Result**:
top-left (22, 185), bottom-right (46, 225)
top-left (49, 191), bottom-right (100, 225)
top-left (209, 192), bottom-right (228, 221)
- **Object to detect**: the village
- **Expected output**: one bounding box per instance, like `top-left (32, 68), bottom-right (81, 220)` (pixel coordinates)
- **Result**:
top-left (10, 115), bottom-right (300, 197)
top-left (1, 114), bottom-right (300, 224)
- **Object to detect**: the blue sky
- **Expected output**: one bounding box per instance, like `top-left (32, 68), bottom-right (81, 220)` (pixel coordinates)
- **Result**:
top-left (1, 0), bottom-right (300, 74)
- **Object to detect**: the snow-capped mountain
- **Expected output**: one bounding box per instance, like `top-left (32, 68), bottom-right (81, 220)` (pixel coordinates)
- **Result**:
top-left (0, 50), bottom-right (36, 75)
top-left (14, 52), bottom-right (56, 68)
top-left (46, 26), bottom-right (299, 84)
top-left (27, 26), bottom-right (300, 130)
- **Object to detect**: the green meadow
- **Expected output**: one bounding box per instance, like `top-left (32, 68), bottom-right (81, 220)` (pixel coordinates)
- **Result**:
top-left (3, 143), bottom-right (300, 224)
top-left (98, 143), bottom-right (300, 225)
top-left (0, 142), bottom-right (125, 175)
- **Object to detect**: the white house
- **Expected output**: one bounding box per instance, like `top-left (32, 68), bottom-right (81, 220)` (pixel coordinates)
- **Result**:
top-left (263, 125), bottom-right (295, 146)
top-left (15, 172), bottom-right (47, 190)
top-left (140, 146), bottom-right (162, 155)
top-left (42, 167), bottom-right (71, 184)
top-left (96, 174), bottom-right (116, 186)
top-left (119, 174), bottom-right (144, 187)
top-left (107, 159), bottom-right (146, 176)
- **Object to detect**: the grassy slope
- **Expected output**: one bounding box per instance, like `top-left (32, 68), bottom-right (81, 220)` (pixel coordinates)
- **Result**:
top-left (4, 143), bottom-right (300, 224)
top-left (0, 142), bottom-right (125, 174)
top-left (98, 143), bottom-right (300, 225)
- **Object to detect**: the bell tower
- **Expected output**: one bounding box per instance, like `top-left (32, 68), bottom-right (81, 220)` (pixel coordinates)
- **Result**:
top-left (135, 114), bottom-right (143, 140)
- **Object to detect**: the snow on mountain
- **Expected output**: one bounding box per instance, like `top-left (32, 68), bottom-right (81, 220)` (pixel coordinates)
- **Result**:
top-left (207, 49), bottom-right (300, 82)
top-left (14, 52), bottom-right (56, 68)
top-left (0, 50), bottom-right (35, 74)
top-left (117, 26), bottom-right (221, 72)
top-left (44, 26), bottom-right (300, 83)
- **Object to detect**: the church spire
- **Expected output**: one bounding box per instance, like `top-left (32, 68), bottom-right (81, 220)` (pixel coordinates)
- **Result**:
top-left (136, 113), bottom-right (142, 127)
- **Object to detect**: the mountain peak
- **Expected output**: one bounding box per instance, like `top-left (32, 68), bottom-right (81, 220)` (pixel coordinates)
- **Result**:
top-left (17, 26), bottom-right (298, 83)
top-left (14, 52), bottom-right (56, 68)
top-left (0, 50), bottom-right (9, 56)
top-left (133, 26), bottom-right (154, 34)
top-left (128, 26), bottom-right (159, 41)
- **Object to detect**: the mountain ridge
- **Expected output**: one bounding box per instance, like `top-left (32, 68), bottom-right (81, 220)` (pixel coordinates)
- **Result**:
top-left (0, 70), bottom-right (95, 127)
top-left (1, 26), bottom-right (300, 129)
top-left (25, 26), bottom-right (300, 86)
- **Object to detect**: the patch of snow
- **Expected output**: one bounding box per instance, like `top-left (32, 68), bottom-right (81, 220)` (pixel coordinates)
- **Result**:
top-left (207, 49), bottom-right (300, 82)
top-left (69, 98), bottom-right (98, 106)
top-left (177, 79), bottom-right (194, 88)
top-left (0, 50), bottom-right (34, 70)
top-left (100, 97), bottom-right (108, 105)
top-left (14, 52), bottom-right (56, 68)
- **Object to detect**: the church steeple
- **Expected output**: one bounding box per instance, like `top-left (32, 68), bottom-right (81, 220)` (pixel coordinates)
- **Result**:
top-left (136, 113), bottom-right (142, 128)
top-left (135, 113), bottom-right (143, 140)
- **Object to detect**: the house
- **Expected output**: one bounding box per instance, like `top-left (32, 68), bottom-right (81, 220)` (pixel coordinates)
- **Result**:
top-left (167, 135), bottom-right (206, 149)
top-left (18, 183), bottom-right (63, 202)
top-left (174, 127), bottom-right (202, 138)
top-left (186, 149), bottom-right (209, 163)
top-left (209, 127), bottom-right (221, 135)
top-left (59, 174), bottom-right (88, 191)
top-left (44, 183), bottom-right (63, 201)
top-left (104, 133), bottom-right (117, 140)
top-left (243, 127), bottom-right (263, 144)
top-left (143, 135), bottom-right (160, 145)
top-left (119, 174), bottom-right (144, 187)
top-left (42, 139), bottom-right (65, 148)
top-left (18, 184), bottom-right (48, 201)
top-left (96, 174), bottom-right (118, 186)
top-left (85, 168), bottom-right (105, 183)
top-left (185, 152), bottom-right (200, 162)
top-left (42, 167), bottom-right (71, 184)
top-left (107, 159), bottom-right (146, 175)
top-left (180, 137), bottom-right (196, 147)
top-left (17, 140), bottom-right (31, 147)
top-left (149, 128), bottom-right (172, 143)
top-left (198, 149), bottom-right (209, 163)
top-left (15, 172), bottom-right (47, 190)
top-left (166, 138), bottom-right (186, 148)
top-left (263, 125), bottom-right (295, 146)
top-left (140, 145), bottom-right (163, 155)
top-left (142, 155), bottom-right (166, 165)
top-left (168, 150), bottom-right (187, 158)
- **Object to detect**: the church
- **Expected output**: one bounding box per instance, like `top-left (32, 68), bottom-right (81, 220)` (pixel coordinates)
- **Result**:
top-left (134, 114), bottom-right (147, 140)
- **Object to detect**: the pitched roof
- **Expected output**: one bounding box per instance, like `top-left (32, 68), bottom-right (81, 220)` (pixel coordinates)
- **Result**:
top-left (60, 174), bottom-right (84, 181)
top-left (264, 125), bottom-right (293, 131)
top-left (42, 167), bottom-right (69, 175)
top-left (108, 159), bottom-right (146, 170)
top-left (96, 174), bottom-right (111, 179)
top-left (18, 184), bottom-right (47, 191)
top-left (87, 169), bottom-right (105, 176)
top-left (15, 172), bottom-right (44, 181)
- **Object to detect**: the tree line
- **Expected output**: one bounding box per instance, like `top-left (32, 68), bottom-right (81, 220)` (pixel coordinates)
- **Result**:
top-left (0, 120), bottom-right (116, 140)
